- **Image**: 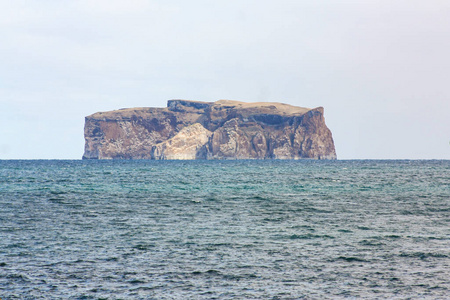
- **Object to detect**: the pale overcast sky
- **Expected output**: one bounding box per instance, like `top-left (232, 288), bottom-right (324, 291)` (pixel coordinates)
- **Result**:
top-left (1, 0), bottom-right (449, 159)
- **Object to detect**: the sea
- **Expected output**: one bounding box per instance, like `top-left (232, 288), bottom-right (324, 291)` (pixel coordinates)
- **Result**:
top-left (0, 159), bottom-right (449, 299)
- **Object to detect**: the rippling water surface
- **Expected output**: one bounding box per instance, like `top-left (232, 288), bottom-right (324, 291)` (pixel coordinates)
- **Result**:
top-left (1, 160), bottom-right (449, 299)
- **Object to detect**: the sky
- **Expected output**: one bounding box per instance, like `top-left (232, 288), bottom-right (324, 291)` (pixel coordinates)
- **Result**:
top-left (1, 0), bottom-right (449, 159)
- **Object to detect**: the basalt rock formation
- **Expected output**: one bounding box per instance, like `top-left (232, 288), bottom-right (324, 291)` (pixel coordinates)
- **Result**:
top-left (83, 100), bottom-right (337, 160)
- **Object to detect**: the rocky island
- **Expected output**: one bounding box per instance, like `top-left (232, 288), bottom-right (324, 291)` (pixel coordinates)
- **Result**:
top-left (83, 100), bottom-right (337, 160)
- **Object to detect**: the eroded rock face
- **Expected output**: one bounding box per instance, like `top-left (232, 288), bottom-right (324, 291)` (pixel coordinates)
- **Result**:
top-left (151, 123), bottom-right (212, 160)
top-left (83, 100), bottom-right (337, 160)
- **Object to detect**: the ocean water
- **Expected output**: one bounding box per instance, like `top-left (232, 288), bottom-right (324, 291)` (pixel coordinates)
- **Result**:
top-left (0, 160), bottom-right (449, 299)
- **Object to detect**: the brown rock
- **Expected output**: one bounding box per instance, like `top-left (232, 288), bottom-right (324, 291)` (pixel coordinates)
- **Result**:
top-left (83, 100), bottom-right (337, 160)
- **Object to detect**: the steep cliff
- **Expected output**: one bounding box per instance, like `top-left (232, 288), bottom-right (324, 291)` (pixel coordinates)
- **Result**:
top-left (83, 100), bottom-right (337, 160)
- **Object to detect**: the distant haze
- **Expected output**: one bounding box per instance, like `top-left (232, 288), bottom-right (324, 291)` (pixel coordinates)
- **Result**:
top-left (1, 0), bottom-right (449, 159)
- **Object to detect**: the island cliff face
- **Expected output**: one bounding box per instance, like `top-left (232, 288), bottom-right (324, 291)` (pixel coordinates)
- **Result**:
top-left (83, 100), bottom-right (337, 160)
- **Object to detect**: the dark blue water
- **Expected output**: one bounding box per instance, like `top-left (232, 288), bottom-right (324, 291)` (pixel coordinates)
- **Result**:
top-left (1, 160), bottom-right (449, 299)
